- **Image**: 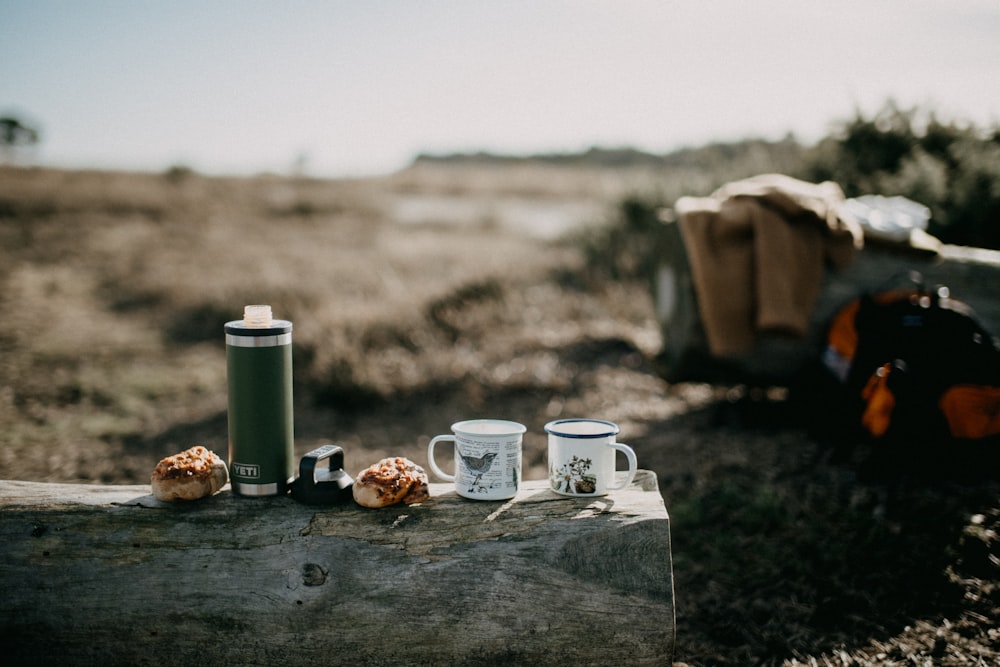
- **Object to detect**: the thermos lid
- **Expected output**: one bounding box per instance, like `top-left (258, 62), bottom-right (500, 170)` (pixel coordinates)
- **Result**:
top-left (289, 444), bottom-right (355, 505)
top-left (225, 304), bottom-right (292, 336)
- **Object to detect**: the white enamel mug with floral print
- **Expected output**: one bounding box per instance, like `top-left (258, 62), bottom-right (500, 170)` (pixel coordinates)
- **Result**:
top-left (545, 419), bottom-right (637, 496)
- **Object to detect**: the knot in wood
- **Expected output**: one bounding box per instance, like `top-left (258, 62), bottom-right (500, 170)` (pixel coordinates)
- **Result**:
top-left (301, 562), bottom-right (328, 586)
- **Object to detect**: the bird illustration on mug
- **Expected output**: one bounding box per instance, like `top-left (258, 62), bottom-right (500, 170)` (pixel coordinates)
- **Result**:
top-left (458, 449), bottom-right (498, 493)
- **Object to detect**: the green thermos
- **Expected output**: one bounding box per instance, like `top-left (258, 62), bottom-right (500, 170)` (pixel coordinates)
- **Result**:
top-left (225, 305), bottom-right (294, 496)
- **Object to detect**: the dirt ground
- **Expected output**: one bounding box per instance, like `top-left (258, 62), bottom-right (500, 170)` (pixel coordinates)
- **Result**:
top-left (1, 165), bottom-right (998, 666)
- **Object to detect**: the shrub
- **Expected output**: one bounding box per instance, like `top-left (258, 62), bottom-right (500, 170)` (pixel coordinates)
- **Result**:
top-left (805, 101), bottom-right (1000, 249)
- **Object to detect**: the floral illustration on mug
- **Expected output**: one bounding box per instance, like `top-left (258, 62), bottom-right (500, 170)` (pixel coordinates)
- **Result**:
top-left (458, 449), bottom-right (498, 494)
top-left (551, 455), bottom-right (596, 494)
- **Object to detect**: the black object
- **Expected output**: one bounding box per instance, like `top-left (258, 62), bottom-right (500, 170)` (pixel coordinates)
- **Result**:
top-left (289, 444), bottom-right (354, 505)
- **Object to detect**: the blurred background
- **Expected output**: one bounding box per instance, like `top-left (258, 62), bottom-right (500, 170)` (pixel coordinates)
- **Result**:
top-left (3, 2), bottom-right (1000, 666)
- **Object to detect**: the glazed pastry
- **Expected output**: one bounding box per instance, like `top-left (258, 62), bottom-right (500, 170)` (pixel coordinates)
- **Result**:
top-left (150, 446), bottom-right (229, 502)
top-left (352, 457), bottom-right (429, 508)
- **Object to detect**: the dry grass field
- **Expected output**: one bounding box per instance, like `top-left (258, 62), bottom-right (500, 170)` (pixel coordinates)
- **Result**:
top-left (0, 161), bottom-right (663, 482)
top-left (1, 162), bottom-right (998, 666)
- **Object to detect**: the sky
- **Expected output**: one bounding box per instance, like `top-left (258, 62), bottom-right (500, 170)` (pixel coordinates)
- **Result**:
top-left (2, 0), bottom-right (999, 178)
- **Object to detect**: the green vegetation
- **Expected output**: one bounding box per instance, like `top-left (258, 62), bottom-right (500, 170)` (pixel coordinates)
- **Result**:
top-left (807, 101), bottom-right (1000, 249)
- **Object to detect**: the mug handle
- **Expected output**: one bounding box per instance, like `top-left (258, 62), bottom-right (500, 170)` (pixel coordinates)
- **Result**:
top-left (427, 434), bottom-right (456, 481)
top-left (607, 442), bottom-right (638, 491)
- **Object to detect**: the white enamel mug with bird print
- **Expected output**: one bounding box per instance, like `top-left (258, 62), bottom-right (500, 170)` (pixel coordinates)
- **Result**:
top-left (427, 419), bottom-right (525, 500)
top-left (545, 419), bottom-right (637, 496)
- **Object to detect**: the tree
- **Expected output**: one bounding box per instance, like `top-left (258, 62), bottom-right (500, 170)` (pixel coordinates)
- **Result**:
top-left (0, 115), bottom-right (41, 163)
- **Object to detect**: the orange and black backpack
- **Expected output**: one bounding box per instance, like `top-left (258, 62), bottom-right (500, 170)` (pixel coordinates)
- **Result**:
top-left (821, 280), bottom-right (1000, 445)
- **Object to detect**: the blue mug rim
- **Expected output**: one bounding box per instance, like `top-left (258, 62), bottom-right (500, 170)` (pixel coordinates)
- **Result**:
top-left (544, 419), bottom-right (619, 439)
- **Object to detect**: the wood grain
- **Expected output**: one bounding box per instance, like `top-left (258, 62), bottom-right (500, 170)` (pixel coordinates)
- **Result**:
top-left (0, 472), bottom-right (674, 666)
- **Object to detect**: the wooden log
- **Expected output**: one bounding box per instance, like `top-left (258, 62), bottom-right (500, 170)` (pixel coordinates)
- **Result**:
top-left (0, 472), bottom-right (674, 667)
top-left (652, 216), bottom-right (1000, 384)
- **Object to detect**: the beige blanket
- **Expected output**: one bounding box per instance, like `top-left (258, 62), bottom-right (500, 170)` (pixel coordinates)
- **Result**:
top-left (677, 174), bottom-right (863, 357)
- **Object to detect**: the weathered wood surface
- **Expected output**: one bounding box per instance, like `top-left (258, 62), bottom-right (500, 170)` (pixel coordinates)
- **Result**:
top-left (0, 471), bottom-right (673, 667)
top-left (652, 217), bottom-right (1000, 383)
